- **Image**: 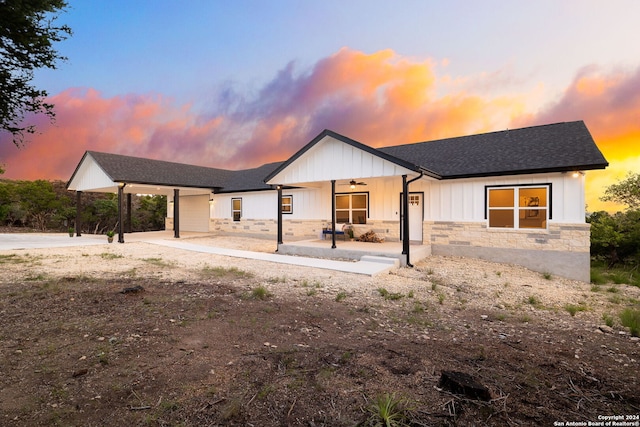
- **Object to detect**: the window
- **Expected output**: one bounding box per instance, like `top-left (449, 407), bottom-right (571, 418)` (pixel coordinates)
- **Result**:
top-left (231, 198), bottom-right (242, 221)
top-left (282, 195), bottom-right (293, 214)
top-left (335, 193), bottom-right (368, 224)
top-left (487, 186), bottom-right (548, 229)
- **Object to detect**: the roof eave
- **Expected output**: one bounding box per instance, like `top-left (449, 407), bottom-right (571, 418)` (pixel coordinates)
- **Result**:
top-left (439, 163), bottom-right (609, 180)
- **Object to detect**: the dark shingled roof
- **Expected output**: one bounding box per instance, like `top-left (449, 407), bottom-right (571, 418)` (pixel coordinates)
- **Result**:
top-left (71, 121), bottom-right (607, 193)
top-left (378, 121), bottom-right (608, 179)
top-left (220, 161), bottom-right (285, 193)
top-left (83, 151), bottom-right (232, 189)
top-left (69, 151), bottom-right (283, 193)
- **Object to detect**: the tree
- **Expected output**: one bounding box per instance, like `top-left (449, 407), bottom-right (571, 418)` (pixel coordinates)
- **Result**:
top-left (17, 179), bottom-right (60, 230)
top-left (0, 0), bottom-right (71, 146)
top-left (601, 172), bottom-right (640, 211)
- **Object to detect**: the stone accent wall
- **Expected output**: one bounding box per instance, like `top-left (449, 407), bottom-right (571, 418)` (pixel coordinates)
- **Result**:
top-left (206, 218), bottom-right (403, 242)
top-left (426, 221), bottom-right (590, 253)
top-left (209, 218), bottom-right (326, 240)
top-left (426, 220), bottom-right (591, 282)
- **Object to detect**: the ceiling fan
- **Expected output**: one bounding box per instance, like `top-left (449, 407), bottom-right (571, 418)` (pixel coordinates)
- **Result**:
top-left (339, 180), bottom-right (367, 189)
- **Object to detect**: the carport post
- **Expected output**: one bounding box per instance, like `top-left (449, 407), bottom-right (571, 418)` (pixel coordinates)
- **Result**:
top-left (126, 193), bottom-right (132, 233)
top-left (117, 183), bottom-right (125, 243)
top-left (173, 189), bottom-right (180, 238)
top-left (75, 191), bottom-right (82, 237)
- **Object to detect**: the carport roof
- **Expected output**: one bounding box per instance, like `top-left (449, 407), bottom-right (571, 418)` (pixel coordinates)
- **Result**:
top-left (67, 151), bottom-right (284, 193)
top-left (71, 151), bottom-right (232, 190)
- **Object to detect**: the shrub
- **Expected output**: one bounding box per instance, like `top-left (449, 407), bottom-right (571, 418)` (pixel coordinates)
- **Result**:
top-left (250, 285), bottom-right (272, 300)
top-left (620, 308), bottom-right (640, 337)
top-left (565, 304), bottom-right (587, 316)
top-left (366, 393), bottom-right (410, 427)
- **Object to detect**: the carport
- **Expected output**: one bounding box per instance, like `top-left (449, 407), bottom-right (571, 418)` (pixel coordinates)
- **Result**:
top-left (66, 151), bottom-right (230, 242)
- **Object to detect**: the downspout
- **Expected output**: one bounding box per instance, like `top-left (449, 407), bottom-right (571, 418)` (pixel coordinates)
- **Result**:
top-left (402, 172), bottom-right (423, 267)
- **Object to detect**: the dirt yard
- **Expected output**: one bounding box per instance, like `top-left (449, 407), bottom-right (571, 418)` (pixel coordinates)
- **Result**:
top-left (1, 236), bottom-right (639, 426)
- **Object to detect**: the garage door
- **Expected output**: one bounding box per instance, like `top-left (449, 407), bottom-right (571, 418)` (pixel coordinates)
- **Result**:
top-left (179, 195), bottom-right (210, 232)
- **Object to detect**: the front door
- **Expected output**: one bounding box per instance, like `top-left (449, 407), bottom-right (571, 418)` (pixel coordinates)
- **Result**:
top-left (400, 192), bottom-right (424, 242)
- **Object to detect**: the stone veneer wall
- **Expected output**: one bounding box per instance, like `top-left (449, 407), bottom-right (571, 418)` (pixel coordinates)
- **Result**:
top-left (208, 218), bottom-right (403, 241)
top-left (426, 221), bottom-right (591, 282)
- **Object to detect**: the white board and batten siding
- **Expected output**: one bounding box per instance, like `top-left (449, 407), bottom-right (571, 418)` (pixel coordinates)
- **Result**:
top-left (266, 136), bottom-right (416, 185)
top-left (67, 154), bottom-right (117, 192)
top-left (414, 172), bottom-right (586, 224)
top-left (212, 188), bottom-right (330, 221)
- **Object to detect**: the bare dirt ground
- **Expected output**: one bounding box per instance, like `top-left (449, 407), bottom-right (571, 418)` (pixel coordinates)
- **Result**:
top-left (1, 235), bottom-right (639, 426)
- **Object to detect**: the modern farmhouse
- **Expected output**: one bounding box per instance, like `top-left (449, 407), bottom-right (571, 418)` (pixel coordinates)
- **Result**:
top-left (67, 121), bottom-right (608, 281)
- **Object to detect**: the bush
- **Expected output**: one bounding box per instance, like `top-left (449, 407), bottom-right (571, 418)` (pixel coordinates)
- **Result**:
top-left (620, 308), bottom-right (640, 337)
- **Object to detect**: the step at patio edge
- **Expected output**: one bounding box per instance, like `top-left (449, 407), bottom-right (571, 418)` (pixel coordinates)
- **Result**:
top-left (360, 255), bottom-right (400, 267)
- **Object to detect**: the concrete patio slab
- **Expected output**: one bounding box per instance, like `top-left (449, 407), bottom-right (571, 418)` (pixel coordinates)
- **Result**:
top-left (148, 239), bottom-right (395, 276)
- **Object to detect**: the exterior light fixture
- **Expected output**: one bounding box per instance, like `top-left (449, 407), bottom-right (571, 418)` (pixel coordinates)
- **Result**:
top-left (572, 171), bottom-right (584, 178)
top-left (350, 180), bottom-right (356, 189)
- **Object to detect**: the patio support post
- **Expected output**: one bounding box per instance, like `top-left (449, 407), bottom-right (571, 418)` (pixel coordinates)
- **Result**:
top-left (117, 183), bottom-right (125, 243)
top-left (173, 189), bottom-right (180, 238)
top-left (402, 175), bottom-right (409, 260)
top-left (277, 185), bottom-right (283, 245)
top-left (401, 172), bottom-right (423, 268)
top-left (75, 191), bottom-right (82, 237)
top-left (331, 180), bottom-right (336, 249)
top-left (126, 193), bottom-right (132, 233)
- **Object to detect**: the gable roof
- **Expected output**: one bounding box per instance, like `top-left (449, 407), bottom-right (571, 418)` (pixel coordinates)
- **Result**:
top-left (378, 121), bottom-right (608, 179)
top-left (263, 129), bottom-right (439, 184)
top-left (68, 151), bottom-right (232, 190)
top-left (67, 151), bottom-right (284, 194)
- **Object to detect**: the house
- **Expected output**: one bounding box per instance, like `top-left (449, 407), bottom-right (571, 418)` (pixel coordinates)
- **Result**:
top-left (67, 121), bottom-right (608, 281)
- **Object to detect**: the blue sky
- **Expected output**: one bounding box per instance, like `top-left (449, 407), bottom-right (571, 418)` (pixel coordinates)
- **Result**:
top-left (4, 0), bottom-right (640, 211)
top-left (37, 0), bottom-right (640, 105)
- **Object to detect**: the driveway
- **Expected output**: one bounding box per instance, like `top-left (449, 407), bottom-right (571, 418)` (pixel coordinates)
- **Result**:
top-left (0, 233), bottom-right (106, 250)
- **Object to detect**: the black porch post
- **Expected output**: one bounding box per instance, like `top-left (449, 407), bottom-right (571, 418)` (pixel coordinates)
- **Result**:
top-left (277, 185), bottom-right (283, 245)
top-left (75, 191), bottom-right (82, 237)
top-left (118, 184), bottom-right (125, 243)
top-left (126, 193), bottom-right (132, 233)
top-left (173, 189), bottom-right (180, 238)
top-left (331, 179), bottom-right (336, 249)
top-left (402, 175), bottom-right (409, 260)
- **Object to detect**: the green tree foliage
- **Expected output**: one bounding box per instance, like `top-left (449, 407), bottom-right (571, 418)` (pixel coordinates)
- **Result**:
top-left (17, 179), bottom-right (60, 230)
top-left (601, 172), bottom-right (640, 211)
top-left (0, 179), bottom-right (167, 233)
top-left (0, 0), bottom-right (72, 146)
top-left (590, 172), bottom-right (640, 268)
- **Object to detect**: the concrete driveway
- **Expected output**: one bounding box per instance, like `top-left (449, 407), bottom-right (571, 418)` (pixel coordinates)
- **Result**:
top-left (0, 233), bottom-right (107, 250)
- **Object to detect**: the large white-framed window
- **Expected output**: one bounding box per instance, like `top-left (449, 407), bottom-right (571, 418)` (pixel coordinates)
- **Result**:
top-left (231, 198), bottom-right (242, 222)
top-left (335, 193), bottom-right (368, 224)
top-left (487, 185), bottom-right (550, 229)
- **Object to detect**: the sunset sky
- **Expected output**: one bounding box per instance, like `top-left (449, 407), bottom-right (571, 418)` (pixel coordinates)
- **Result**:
top-left (1, 0), bottom-right (639, 212)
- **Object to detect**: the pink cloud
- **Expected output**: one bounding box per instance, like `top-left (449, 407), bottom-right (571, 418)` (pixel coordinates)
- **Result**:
top-left (516, 65), bottom-right (640, 211)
